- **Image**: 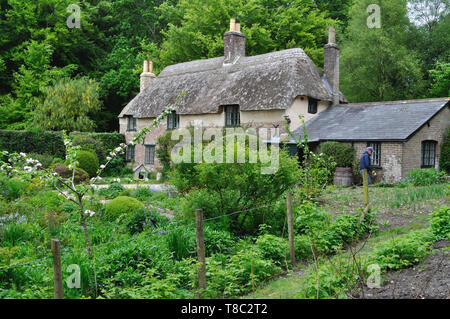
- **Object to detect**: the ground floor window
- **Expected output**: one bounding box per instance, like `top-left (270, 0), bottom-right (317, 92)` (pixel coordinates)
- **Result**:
top-left (421, 140), bottom-right (436, 168)
top-left (367, 142), bottom-right (381, 167)
top-left (126, 145), bottom-right (135, 162)
top-left (145, 145), bottom-right (155, 164)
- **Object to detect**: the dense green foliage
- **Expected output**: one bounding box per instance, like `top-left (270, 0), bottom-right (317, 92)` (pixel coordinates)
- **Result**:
top-left (439, 127), bottom-right (450, 174)
top-left (1, 0), bottom-right (447, 130)
top-left (75, 150), bottom-right (99, 178)
top-left (33, 77), bottom-right (101, 132)
top-left (172, 143), bottom-right (300, 235)
top-left (70, 132), bottom-right (126, 176)
top-left (318, 141), bottom-right (355, 168)
top-left (430, 205), bottom-right (450, 240)
top-left (401, 168), bottom-right (446, 186)
top-left (104, 196), bottom-right (145, 221)
top-left (0, 130), bottom-right (65, 158)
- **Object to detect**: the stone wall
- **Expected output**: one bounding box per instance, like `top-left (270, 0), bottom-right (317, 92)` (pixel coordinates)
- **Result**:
top-left (402, 106), bottom-right (450, 177)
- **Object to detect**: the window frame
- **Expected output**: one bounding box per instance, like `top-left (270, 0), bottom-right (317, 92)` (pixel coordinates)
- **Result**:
top-left (167, 111), bottom-right (179, 130)
top-left (144, 144), bottom-right (156, 165)
top-left (308, 97), bottom-right (318, 114)
top-left (421, 140), bottom-right (437, 168)
top-left (224, 105), bottom-right (240, 127)
top-left (127, 116), bottom-right (136, 132)
top-left (367, 142), bottom-right (382, 168)
top-left (126, 144), bottom-right (135, 162)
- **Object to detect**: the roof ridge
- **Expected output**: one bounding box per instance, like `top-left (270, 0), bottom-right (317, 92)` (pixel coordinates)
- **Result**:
top-left (341, 97), bottom-right (449, 107)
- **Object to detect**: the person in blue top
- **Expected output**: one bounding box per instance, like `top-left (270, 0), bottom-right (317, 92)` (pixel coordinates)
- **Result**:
top-left (360, 147), bottom-right (374, 184)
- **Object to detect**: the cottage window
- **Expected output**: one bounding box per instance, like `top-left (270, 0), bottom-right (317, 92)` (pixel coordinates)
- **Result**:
top-left (167, 111), bottom-right (179, 130)
top-left (421, 140), bottom-right (436, 168)
top-left (126, 145), bottom-right (135, 162)
top-left (308, 98), bottom-right (318, 114)
top-left (127, 116), bottom-right (136, 131)
top-left (367, 142), bottom-right (381, 167)
top-left (225, 105), bottom-right (240, 127)
top-left (145, 145), bottom-right (155, 164)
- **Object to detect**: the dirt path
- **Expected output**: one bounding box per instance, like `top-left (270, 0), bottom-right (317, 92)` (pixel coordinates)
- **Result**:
top-left (354, 240), bottom-right (450, 299)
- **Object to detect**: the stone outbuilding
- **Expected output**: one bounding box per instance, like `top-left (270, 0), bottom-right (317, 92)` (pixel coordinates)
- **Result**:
top-left (290, 98), bottom-right (450, 182)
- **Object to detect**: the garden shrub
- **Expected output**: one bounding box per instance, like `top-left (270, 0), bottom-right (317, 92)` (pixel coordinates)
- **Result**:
top-left (255, 234), bottom-right (289, 266)
top-left (70, 132), bottom-right (126, 176)
top-left (125, 208), bottom-right (169, 235)
top-left (52, 164), bottom-right (89, 184)
top-left (0, 174), bottom-right (23, 201)
top-left (439, 127), bottom-right (450, 174)
top-left (294, 235), bottom-right (313, 260)
top-left (318, 141), bottom-right (355, 168)
top-left (98, 183), bottom-right (124, 199)
top-left (403, 168), bottom-right (446, 186)
top-left (175, 145), bottom-right (300, 235)
top-left (430, 206), bottom-right (450, 240)
top-left (104, 196), bottom-right (144, 221)
top-left (131, 187), bottom-right (152, 202)
top-left (75, 150), bottom-right (99, 178)
top-left (371, 229), bottom-right (433, 270)
top-left (203, 226), bottom-right (236, 256)
top-left (224, 246), bottom-right (282, 296)
top-left (72, 135), bottom-right (106, 164)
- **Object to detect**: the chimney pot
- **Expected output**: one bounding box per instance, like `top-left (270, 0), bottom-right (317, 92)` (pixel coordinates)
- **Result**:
top-left (230, 18), bottom-right (236, 32)
top-left (140, 60), bottom-right (155, 92)
top-left (148, 60), bottom-right (153, 73)
top-left (235, 22), bottom-right (241, 33)
top-left (143, 60), bottom-right (149, 73)
top-left (328, 26), bottom-right (335, 44)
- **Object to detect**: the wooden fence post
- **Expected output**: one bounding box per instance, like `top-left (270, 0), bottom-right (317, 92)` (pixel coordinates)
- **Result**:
top-left (362, 169), bottom-right (369, 207)
top-left (51, 238), bottom-right (64, 299)
top-left (286, 192), bottom-right (295, 265)
top-left (195, 209), bottom-right (206, 297)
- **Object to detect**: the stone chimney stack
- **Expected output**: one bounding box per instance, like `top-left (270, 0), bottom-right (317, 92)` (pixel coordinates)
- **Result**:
top-left (140, 60), bottom-right (155, 92)
top-left (224, 18), bottom-right (245, 64)
top-left (324, 27), bottom-right (340, 106)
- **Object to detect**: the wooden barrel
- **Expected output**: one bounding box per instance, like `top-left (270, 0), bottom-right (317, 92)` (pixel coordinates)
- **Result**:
top-left (333, 167), bottom-right (353, 187)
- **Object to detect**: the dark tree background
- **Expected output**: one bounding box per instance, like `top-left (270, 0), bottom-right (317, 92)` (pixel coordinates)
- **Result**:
top-left (0, 0), bottom-right (448, 132)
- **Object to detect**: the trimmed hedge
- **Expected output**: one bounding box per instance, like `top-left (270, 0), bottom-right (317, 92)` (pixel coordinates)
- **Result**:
top-left (104, 196), bottom-right (144, 221)
top-left (70, 132), bottom-right (125, 154)
top-left (75, 150), bottom-right (99, 177)
top-left (0, 130), bottom-right (65, 158)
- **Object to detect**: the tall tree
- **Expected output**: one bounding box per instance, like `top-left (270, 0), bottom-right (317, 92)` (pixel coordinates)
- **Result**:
top-left (340, 0), bottom-right (425, 102)
top-left (33, 77), bottom-right (101, 132)
top-left (156, 0), bottom-right (334, 69)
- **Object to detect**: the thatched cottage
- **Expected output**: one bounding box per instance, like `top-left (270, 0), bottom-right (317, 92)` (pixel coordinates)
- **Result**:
top-left (119, 18), bottom-right (449, 181)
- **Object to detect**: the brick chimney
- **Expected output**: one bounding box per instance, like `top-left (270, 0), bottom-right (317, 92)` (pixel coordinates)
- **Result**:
top-left (324, 27), bottom-right (340, 106)
top-left (224, 18), bottom-right (245, 64)
top-left (140, 60), bottom-right (155, 92)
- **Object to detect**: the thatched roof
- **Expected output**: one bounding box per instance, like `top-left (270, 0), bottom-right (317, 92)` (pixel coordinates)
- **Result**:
top-left (119, 48), bottom-right (347, 118)
top-left (291, 98), bottom-right (450, 142)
